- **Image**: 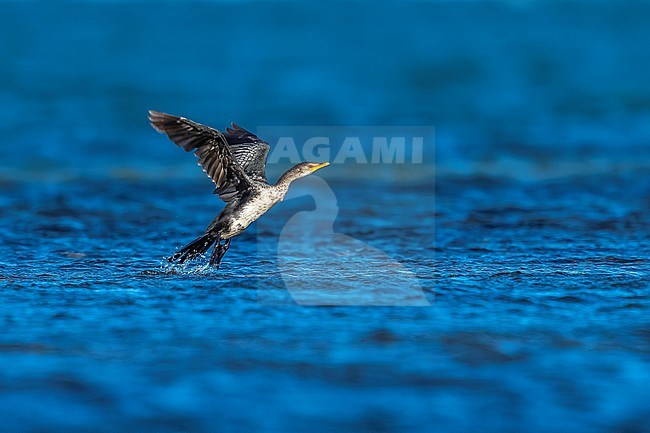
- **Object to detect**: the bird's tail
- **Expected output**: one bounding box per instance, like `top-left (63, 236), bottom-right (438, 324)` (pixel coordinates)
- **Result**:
top-left (168, 232), bottom-right (218, 264)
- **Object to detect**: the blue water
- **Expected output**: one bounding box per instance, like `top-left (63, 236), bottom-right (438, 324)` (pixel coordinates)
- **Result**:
top-left (1, 1), bottom-right (649, 432)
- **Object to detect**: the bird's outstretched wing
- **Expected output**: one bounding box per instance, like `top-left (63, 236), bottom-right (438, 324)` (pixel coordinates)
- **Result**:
top-left (149, 110), bottom-right (251, 202)
top-left (223, 123), bottom-right (270, 183)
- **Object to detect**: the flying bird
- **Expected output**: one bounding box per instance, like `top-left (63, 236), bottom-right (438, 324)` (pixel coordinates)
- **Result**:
top-left (149, 110), bottom-right (329, 268)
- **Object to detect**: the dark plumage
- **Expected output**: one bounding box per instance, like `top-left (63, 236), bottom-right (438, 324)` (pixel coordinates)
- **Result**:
top-left (149, 110), bottom-right (330, 268)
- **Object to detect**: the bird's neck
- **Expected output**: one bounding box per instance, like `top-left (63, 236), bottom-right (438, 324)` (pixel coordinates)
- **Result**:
top-left (275, 165), bottom-right (303, 192)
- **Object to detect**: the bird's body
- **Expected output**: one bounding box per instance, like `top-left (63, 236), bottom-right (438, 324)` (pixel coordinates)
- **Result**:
top-left (207, 181), bottom-right (286, 239)
top-left (148, 110), bottom-right (329, 268)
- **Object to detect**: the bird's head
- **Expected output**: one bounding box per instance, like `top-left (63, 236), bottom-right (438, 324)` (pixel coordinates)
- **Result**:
top-left (277, 161), bottom-right (330, 187)
top-left (292, 161), bottom-right (330, 179)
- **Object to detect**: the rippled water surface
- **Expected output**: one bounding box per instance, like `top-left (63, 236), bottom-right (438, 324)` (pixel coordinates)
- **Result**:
top-left (1, 1), bottom-right (650, 432)
top-left (1, 173), bottom-right (648, 432)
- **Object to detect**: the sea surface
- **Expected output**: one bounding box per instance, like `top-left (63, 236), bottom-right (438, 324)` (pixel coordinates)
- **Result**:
top-left (1, 1), bottom-right (649, 432)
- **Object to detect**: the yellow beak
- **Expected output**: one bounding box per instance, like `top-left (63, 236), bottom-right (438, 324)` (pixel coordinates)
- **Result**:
top-left (310, 162), bottom-right (330, 172)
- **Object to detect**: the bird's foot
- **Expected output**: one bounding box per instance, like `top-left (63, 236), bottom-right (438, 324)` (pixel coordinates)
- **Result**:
top-left (210, 238), bottom-right (231, 268)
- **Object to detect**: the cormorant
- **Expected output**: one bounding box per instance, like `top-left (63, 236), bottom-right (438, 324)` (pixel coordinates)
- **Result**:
top-left (149, 110), bottom-right (329, 268)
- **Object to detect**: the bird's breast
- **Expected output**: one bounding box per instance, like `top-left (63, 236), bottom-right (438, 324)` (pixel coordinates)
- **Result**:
top-left (222, 190), bottom-right (282, 238)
